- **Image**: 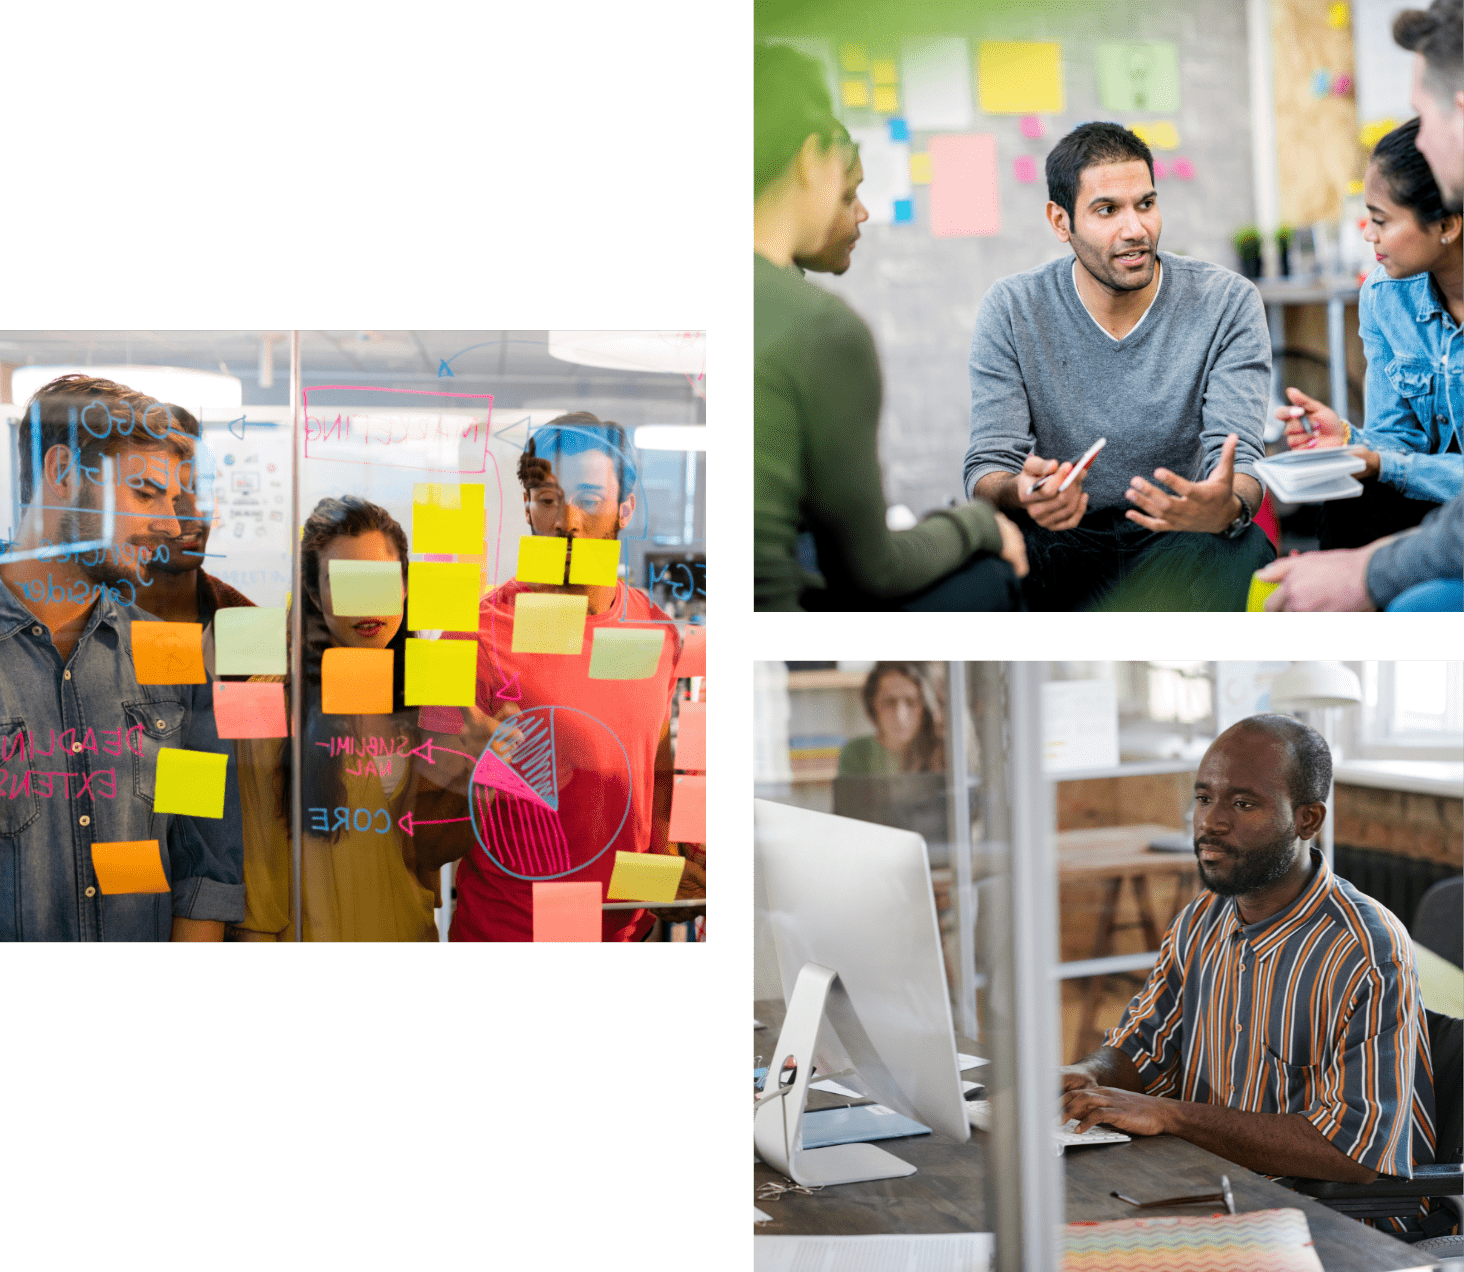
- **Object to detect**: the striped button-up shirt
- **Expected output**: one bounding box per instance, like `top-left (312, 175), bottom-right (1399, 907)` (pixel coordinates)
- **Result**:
top-left (1106, 849), bottom-right (1435, 1178)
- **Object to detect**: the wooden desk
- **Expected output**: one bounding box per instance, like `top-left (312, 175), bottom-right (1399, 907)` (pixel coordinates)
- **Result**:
top-left (753, 998), bottom-right (1425, 1271)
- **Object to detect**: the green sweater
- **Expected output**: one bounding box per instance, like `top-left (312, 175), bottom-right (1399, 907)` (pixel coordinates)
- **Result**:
top-left (754, 253), bottom-right (1003, 610)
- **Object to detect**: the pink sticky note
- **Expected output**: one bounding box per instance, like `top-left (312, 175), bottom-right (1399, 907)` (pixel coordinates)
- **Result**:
top-left (1173, 157), bottom-right (1194, 180)
top-left (532, 882), bottom-right (601, 942)
top-left (213, 681), bottom-right (288, 739)
top-left (1013, 155), bottom-right (1038, 183)
top-left (421, 553), bottom-right (455, 563)
top-left (929, 134), bottom-right (1000, 237)
top-left (674, 626), bottom-right (705, 678)
top-left (668, 774), bottom-right (706, 844)
top-left (1332, 74), bottom-right (1353, 96)
top-left (1019, 114), bottom-right (1043, 139)
top-left (1153, 158), bottom-right (1169, 179)
top-left (677, 700), bottom-right (706, 771)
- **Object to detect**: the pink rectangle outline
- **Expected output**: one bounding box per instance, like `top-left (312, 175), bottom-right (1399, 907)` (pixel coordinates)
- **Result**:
top-left (301, 384), bottom-right (494, 472)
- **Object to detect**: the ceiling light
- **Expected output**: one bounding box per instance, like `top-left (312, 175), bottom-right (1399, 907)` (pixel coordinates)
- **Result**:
top-left (6, 365), bottom-right (243, 408)
top-left (549, 331), bottom-right (705, 375)
top-left (634, 425), bottom-right (707, 451)
top-left (1269, 662), bottom-right (1363, 710)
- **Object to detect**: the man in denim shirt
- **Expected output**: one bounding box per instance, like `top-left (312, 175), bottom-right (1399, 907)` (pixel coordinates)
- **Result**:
top-left (0, 375), bottom-right (243, 940)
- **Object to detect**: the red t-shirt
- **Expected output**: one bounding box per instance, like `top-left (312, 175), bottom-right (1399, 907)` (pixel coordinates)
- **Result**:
top-left (448, 581), bottom-right (681, 942)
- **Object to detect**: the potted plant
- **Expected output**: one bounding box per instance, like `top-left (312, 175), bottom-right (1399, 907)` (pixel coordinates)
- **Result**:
top-left (1233, 227), bottom-right (1262, 279)
top-left (1276, 224), bottom-right (1294, 277)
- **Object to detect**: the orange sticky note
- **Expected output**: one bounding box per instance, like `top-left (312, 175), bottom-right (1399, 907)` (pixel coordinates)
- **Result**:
top-left (516, 535), bottom-right (569, 585)
top-left (511, 592), bottom-right (587, 655)
top-left (403, 637), bottom-right (478, 706)
top-left (154, 748), bottom-right (228, 818)
top-left (532, 882), bottom-right (602, 942)
top-left (412, 482), bottom-right (486, 555)
top-left (213, 681), bottom-right (288, 738)
top-left (606, 851), bottom-right (685, 903)
top-left (90, 840), bottom-right (170, 895)
top-left (568, 537), bottom-right (620, 586)
top-left (321, 647), bottom-right (394, 714)
top-left (668, 774), bottom-right (706, 844)
top-left (132, 621), bottom-right (205, 685)
top-left (407, 560), bottom-right (480, 631)
top-left (676, 700), bottom-right (706, 771)
top-left (674, 626), bottom-right (705, 678)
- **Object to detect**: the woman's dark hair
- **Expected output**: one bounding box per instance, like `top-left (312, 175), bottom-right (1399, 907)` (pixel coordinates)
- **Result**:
top-left (1045, 122), bottom-right (1155, 228)
top-left (755, 41), bottom-right (843, 198)
top-left (861, 662), bottom-right (945, 773)
top-left (277, 496), bottom-right (412, 841)
top-left (1372, 117), bottom-right (1450, 228)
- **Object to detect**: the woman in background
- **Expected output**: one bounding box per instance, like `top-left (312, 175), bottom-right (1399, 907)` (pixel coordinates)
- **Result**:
top-left (839, 663), bottom-right (946, 776)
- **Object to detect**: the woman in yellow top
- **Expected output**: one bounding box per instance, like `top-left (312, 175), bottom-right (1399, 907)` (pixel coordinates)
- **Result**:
top-left (229, 496), bottom-right (439, 941)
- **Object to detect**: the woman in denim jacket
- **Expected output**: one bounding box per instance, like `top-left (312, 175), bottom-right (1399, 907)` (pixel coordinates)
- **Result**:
top-left (1276, 119), bottom-right (1462, 549)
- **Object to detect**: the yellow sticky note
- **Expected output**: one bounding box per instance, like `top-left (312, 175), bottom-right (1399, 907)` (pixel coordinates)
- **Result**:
top-left (977, 41), bottom-right (1063, 114)
top-left (322, 647), bottom-right (394, 714)
top-left (327, 559), bottom-right (403, 617)
top-left (91, 839), bottom-right (170, 895)
top-left (516, 535), bottom-right (569, 584)
top-left (511, 592), bottom-right (588, 655)
top-left (1247, 574), bottom-right (1281, 612)
top-left (873, 84), bottom-right (900, 114)
top-left (403, 637), bottom-right (478, 706)
top-left (1347, 179), bottom-right (1364, 195)
top-left (133, 621), bottom-right (205, 685)
top-left (407, 561), bottom-right (480, 631)
top-left (1130, 120), bottom-right (1180, 150)
top-left (605, 850), bottom-right (685, 903)
top-left (841, 78), bottom-right (870, 109)
top-left (1328, 2), bottom-right (1350, 28)
top-left (587, 627), bottom-right (666, 680)
top-left (1359, 118), bottom-right (1398, 150)
top-left (870, 58), bottom-right (898, 85)
top-left (568, 537), bottom-right (620, 586)
top-left (839, 43), bottom-right (868, 73)
top-left (154, 748), bottom-right (228, 819)
top-left (910, 152), bottom-right (932, 184)
top-left (412, 482), bottom-right (486, 555)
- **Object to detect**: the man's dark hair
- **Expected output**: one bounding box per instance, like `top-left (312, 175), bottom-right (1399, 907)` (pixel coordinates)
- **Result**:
top-left (1045, 122), bottom-right (1155, 228)
top-left (1236, 713), bottom-right (1333, 808)
top-left (16, 374), bottom-right (193, 506)
top-left (1394, 0), bottom-right (1463, 100)
top-left (755, 41), bottom-right (844, 198)
top-left (518, 411), bottom-right (638, 504)
top-left (1373, 117), bottom-right (1451, 227)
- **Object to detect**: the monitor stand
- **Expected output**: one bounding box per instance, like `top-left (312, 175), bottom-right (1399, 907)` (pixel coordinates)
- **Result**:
top-left (753, 961), bottom-right (919, 1186)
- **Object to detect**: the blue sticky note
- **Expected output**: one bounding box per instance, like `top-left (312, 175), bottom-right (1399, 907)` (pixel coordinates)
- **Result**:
top-left (888, 117), bottom-right (909, 142)
top-left (893, 198), bottom-right (913, 223)
top-left (1310, 69), bottom-right (1331, 97)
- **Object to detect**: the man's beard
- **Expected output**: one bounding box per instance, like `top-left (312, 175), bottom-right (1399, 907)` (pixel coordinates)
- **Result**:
top-left (57, 500), bottom-right (149, 589)
top-left (1194, 829), bottom-right (1300, 896)
top-left (1071, 228), bottom-right (1156, 293)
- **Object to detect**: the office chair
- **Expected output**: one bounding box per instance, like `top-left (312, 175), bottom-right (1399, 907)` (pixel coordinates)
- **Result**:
top-left (1281, 1009), bottom-right (1463, 1247)
top-left (1414, 876), bottom-right (1463, 971)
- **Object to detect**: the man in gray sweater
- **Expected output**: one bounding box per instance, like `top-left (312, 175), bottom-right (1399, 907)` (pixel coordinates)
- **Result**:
top-left (965, 123), bottom-right (1276, 610)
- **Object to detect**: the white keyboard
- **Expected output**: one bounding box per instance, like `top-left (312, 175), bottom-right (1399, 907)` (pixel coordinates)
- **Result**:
top-left (965, 1100), bottom-right (1132, 1153)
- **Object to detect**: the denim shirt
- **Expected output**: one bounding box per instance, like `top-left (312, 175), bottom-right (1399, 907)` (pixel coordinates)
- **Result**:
top-left (1357, 265), bottom-right (1464, 504)
top-left (0, 580), bottom-right (244, 940)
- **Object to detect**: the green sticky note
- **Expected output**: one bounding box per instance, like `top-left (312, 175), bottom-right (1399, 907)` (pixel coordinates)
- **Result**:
top-left (327, 559), bottom-right (403, 617)
top-left (568, 537), bottom-right (620, 586)
top-left (403, 637), bottom-right (478, 706)
top-left (412, 482), bottom-right (486, 555)
top-left (1094, 41), bottom-right (1179, 113)
top-left (516, 535), bottom-right (569, 585)
top-left (154, 747), bottom-right (228, 819)
top-left (213, 607), bottom-right (287, 675)
top-left (586, 627), bottom-right (666, 679)
top-left (407, 561), bottom-right (480, 631)
top-left (511, 593), bottom-right (588, 655)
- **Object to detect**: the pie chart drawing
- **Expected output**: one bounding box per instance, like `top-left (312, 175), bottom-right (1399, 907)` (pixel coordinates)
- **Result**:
top-left (469, 704), bottom-right (633, 881)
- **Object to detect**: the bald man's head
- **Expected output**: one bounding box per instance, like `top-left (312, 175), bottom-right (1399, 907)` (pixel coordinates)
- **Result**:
top-left (1216, 714), bottom-right (1332, 810)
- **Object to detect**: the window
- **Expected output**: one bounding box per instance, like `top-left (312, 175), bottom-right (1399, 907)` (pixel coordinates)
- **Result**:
top-left (1356, 661), bottom-right (1464, 759)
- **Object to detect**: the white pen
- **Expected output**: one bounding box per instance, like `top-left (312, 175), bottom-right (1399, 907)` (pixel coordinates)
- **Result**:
top-left (1026, 437), bottom-right (1107, 498)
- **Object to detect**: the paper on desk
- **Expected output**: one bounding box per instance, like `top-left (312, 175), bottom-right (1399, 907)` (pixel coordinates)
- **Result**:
top-left (957, 1053), bottom-right (988, 1070)
top-left (809, 1078), bottom-right (863, 1098)
top-left (756, 1233), bottom-right (992, 1272)
top-left (1063, 1208), bottom-right (1321, 1271)
top-left (754, 1208), bottom-right (773, 1225)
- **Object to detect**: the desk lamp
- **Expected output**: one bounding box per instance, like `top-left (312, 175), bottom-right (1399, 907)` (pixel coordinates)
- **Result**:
top-left (1268, 662), bottom-right (1362, 868)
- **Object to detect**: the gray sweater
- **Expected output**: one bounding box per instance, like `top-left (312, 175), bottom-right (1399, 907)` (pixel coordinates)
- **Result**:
top-left (1366, 492), bottom-right (1463, 607)
top-left (965, 253), bottom-right (1269, 511)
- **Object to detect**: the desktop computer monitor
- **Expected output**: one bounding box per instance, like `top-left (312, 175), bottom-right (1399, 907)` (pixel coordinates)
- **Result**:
top-left (754, 798), bottom-right (969, 1183)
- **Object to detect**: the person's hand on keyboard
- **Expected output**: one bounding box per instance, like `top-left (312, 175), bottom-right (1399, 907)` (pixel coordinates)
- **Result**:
top-left (1062, 1084), bottom-right (1169, 1137)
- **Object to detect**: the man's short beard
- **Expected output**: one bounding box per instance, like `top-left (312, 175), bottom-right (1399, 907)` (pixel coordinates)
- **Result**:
top-left (1195, 829), bottom-right (1301, 896)
top-left (58, 498), bottom-right (145, 589)
top-left (1071, 227), bottom-right (1155, 293)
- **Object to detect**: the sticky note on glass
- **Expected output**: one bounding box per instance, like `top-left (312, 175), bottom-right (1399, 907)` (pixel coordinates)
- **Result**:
top-left (213, 681), bottom-right (288, 738)
top-left (1013, 155), bottom-right (1038, 183)
top-left (888, 118), bottom-right (909, 142)
top-left (841, 79), bottom-right (870, 109)
top-left (674, 625), bottom-right (705, 678)
top-left (214, 607), bottom-right (286, 675)
top-left (408, 561), bottom-right (480, 631)
top-left (91, 840), bottom-right (170, 895)
top-left (1153, 158), bottom-right (1170, 180)
top-left (606, 851), bottom-right (685, 903)
top-left (327, 559), bottom-right (402, 617)
top-left (1020, 114), bottom-right (1044, 139)
top-left (569, 537), bottom-right (619, 586)
top-left (977, 41), bottom-right (1062, 114)
top-left (1173, 157), bottom-right (1194, 180)
top-left (677, 700), bottom-right (706, 771)
top-left (870, 58), bottom-right (898, 85)
top-left (154, 747), bottom-right (228, 819)
top-left (873, 85), bottom-right (900, 114)
top-left (1328, 1), bottom-right (1350, 27)
top-left (930, 133), bottom-right (1000, 237)
top-left (404, 637), bottom-right (477, 706)
top-left (1095, 41), bottom-right (1180, 114)
top-left (133, 621), bottom-right (205, 685)
top-left (532, 882), bottom-right (602, 942)
top-left (910, 152), bottom-right (932, 184)
top-left (839, 42), bottom-right (868, 73)
top-left (322, 647), bottom-right (394, 714)
top-left (511, 592), bottom-right (587, 655)
top-left (587, 627), bottom-right (665, 680)
top-left (668, 774), bottom-right (706, 844)
top-left (1130, 120), bottom-right (1180, 150)
top-left (1247, 574), bottom-right (1281, 612)
top-left (516, 535), bottom-right (568, 584)
top-left (412, 482), bottom-right (485, 555)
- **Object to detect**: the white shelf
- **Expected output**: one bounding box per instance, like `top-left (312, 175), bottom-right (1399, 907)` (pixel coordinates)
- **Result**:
top-left (1334, 761), bottom-right (1464, 799)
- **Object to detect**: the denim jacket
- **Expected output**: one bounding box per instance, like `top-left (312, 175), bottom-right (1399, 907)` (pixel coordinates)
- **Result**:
top-left (1357, 265), bottom-right (1464, 505)
top-left (0, 580), bottom-right (244, 940)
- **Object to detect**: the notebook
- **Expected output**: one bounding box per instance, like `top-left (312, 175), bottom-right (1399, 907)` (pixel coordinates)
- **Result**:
top-left (1254, 447), bottom-right (1367, 503)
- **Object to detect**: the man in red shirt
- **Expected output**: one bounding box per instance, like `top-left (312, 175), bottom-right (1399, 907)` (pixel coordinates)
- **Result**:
top-left (412, 413), bottom-right (701, 940)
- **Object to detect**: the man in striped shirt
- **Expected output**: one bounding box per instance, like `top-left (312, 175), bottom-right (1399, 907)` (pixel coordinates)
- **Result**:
top-left (1062, 714), bottom-right (1435, 1186)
